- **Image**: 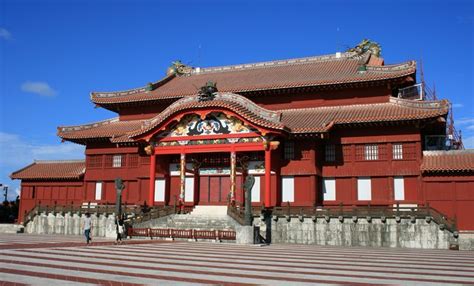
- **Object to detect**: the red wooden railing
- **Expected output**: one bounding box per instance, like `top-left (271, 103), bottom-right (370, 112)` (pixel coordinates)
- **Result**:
top-left (128, 227), bottom-right (236, 241)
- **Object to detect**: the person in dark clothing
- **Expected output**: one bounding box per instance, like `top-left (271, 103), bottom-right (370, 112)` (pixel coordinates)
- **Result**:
top-left (115, 215), bottom-right (124, 245)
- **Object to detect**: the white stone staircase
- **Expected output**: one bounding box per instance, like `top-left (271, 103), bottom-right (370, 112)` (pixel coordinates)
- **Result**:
top-left (134, 206), bottom-right (238, 231)
top-left (190, 206), bottom-right (228, 216)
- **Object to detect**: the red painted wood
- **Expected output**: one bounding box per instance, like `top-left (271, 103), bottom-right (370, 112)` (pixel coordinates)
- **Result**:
top-left (149, 154), bottom-right (156, 206)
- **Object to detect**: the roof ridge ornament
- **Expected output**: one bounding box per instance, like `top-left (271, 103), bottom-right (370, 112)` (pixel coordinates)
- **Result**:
top-left (347, 39), bottom-right (382, 58)
top-left (167, 60), bottom-right (193, 76)
top-left (198, 81), bottom-right (218, 102)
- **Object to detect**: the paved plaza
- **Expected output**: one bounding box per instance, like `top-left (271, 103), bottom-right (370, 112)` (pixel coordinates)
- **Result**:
top-left (0, 234), bottom-right (473, 285)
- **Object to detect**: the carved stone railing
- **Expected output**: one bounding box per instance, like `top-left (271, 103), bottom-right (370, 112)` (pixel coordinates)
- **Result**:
top-left (227, 203), bottom-right (263, 226)
top-left (22, 201), bottom-right (186, 226)
top-left (272, 203), bottom-right (458, 234)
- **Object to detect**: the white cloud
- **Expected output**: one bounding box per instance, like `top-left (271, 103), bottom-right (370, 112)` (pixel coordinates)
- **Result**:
top-left (456, 118), bottom-right (474, 125)
top-left (21, 81), bottom-right (58, 97)
top-left (0, 27), bottom-right (11, 40)
top-left (467, 125), bottom-right (474, 131)
top-left (0, 132), bottom-right (84, 201)
top-left (452, 103), bottom-right (464, 108)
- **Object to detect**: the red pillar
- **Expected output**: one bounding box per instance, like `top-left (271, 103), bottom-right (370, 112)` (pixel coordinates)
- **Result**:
top-left (265, 148), bottom-right (272, 208)
top-left (149, 154), bottom-right (156, 206)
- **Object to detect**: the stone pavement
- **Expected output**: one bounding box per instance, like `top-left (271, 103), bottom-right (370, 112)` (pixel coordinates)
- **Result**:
top-left (0, 233), bottom-right (473, 285)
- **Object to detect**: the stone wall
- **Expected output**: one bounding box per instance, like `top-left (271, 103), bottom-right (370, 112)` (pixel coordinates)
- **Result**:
top-left (24, 212), bottom-right (117, 238)
top-left (256, 217), bottom-right (460, 249)
top-left (0, 224), bottom-right (24, 234)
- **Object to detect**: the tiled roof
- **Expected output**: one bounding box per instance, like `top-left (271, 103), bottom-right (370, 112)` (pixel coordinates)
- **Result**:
top-left (280, 97), bottom-right (449, 133)
top-left (91, 52), bottom-right (416, 105)
top-left (130, 92), bottom-right (286, 138)
top-left (58, 96), bottom-right (448, 143)
top-left (57, 118), bottom-right (143, 144)
top-left (10, 160), bottom-right (85, 180)
top-left (421, 150), bottom-right (474, 173)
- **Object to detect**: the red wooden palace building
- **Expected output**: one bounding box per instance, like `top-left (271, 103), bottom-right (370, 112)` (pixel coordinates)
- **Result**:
top-left (11, 41), bottom-right (474, 230)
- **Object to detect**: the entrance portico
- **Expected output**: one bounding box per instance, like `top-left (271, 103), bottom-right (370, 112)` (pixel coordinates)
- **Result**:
top-left (133, 92), bottom-right (285, 209)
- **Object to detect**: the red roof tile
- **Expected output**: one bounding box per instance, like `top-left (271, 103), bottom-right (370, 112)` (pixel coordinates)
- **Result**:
top-left (57, 118), bottom-right (143, 144)
top-left (10, 160), bottom-right (85, 180)
top-left (421, 150), bottom-right (474, 173)
top-left (58, 96), bottom-right (448, 144)
top-left (91, 52), bottom-right (416, 105)
top-left (280, 97), bottom-right (449, 133)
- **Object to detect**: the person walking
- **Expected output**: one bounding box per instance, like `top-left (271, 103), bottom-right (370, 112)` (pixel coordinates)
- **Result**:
top-left (115, 215), bottom-right (124, 245)
top-left (83, 212), bottom-right (92, 245)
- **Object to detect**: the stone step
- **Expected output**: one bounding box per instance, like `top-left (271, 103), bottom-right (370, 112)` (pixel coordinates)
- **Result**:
top-left (191, 206), bottom-right (228, 216)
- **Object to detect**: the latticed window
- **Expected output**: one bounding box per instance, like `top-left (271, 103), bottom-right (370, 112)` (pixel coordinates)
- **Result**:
top-left (342, 145), bottom-right (353, 162)
top-left (393, 143), bottom-right (403, 160)
top-left (112, 155), bottom-right (122, 168)
top-left (87, 155), bottom-right (103, 168)
top-left (364, 144), bottom-right (378, 160)
top-left (284, 141), bottom-right (295, 160)
top-left (129, 154), bottom-right (139, 167)
top-left (325, 144), bottom-right (336, 162)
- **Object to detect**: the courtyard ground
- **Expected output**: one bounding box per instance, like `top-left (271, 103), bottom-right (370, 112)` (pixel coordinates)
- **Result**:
top-left (0, 233), bottom-right (473, 285)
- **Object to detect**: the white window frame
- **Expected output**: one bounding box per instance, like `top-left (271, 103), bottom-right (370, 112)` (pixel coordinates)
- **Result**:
top-left (323, 178), bottom-right (336, 201)
top-left (154, 178), bottom-right (166, 202)
top-left (394, 176), bottom-right (405, 201)
top-left (393, 143), bottom-right (403, 160)
top-left (364, 144), bottom-right (378, 160)
top-left (251, 176), bottom-right (261, 202)
top-left (95, 181), bottom-right (103, 200)
top-left (357, 177), bottom-right (372, 200)
top-left (281, 176), bottom-right (295, 203)
top-left (112, 155), bottom-right (122, 168)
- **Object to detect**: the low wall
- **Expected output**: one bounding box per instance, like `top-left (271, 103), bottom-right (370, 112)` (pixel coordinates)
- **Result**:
top-left (24, 212), bottom-right (117, 238)
top-left (0, 224), bottom-right (24, 234)
top-left (261, 217), bottom-right (463, 249)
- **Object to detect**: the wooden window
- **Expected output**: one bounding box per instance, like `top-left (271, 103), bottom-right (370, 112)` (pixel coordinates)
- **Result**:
top-left (31, 186), bottom-right (36, 199)
top-left (154, 179), bottom-right (166, 202)
top-left (95, 182), bottom-right (103, 200)
top-left (87, 155), bottom-right (103, 168)
top-left (281, 176), bottom-right (295, 202)
top-left (129, 154), bottom-right (139, 167)
top-left (357, 177), bottom-right (372, 200)
top-left (323, 178), bottom-right (336, 201)
top-left (393, 144), bottom-right (403, 160)
top-left (364, 144), bottom-right (378, 160)
top-left (251, 176), bottom-right (261, 202)
top-left (113, 155), bottom-right (122, 168)
top-left (342, 145), bottom-right (353, 162)
top-left (284, 141), bottom-right (295, 160)
top-left (394, 177), bottom-right (405, 201)
top-left (404, 143), bottom-right (417, 160)
top-left (184, 177), bottom-right (194, 202)
top-left (325, 144), bottom-right (336, 162)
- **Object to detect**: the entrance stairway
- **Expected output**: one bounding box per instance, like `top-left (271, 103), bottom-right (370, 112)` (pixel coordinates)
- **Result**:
top-left (132, 206), bottom-right (238, 231)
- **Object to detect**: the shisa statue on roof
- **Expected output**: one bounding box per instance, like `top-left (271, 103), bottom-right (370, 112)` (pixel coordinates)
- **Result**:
top-left (347, 39), bottom-right (382, 57)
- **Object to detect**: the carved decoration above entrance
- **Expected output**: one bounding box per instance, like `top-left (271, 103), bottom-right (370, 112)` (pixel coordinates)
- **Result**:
top-left (166, 113), bottom-right (257, 138)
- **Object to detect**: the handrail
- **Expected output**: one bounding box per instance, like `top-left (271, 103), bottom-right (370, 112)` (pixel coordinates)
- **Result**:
top-left (271, 203), bottom-right (457, 233)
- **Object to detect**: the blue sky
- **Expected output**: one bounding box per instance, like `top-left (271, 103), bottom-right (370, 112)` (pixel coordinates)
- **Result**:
top-left (0, 0), bottom-right (473, 200)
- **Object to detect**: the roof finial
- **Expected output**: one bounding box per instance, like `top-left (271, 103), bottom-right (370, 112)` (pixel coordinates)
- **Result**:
top-left (198, 81), bottom-right (218, 102)
top-left (347, 39), bottom-right (382, 57)
top-left (166, 60), bottom-right (193, 76)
